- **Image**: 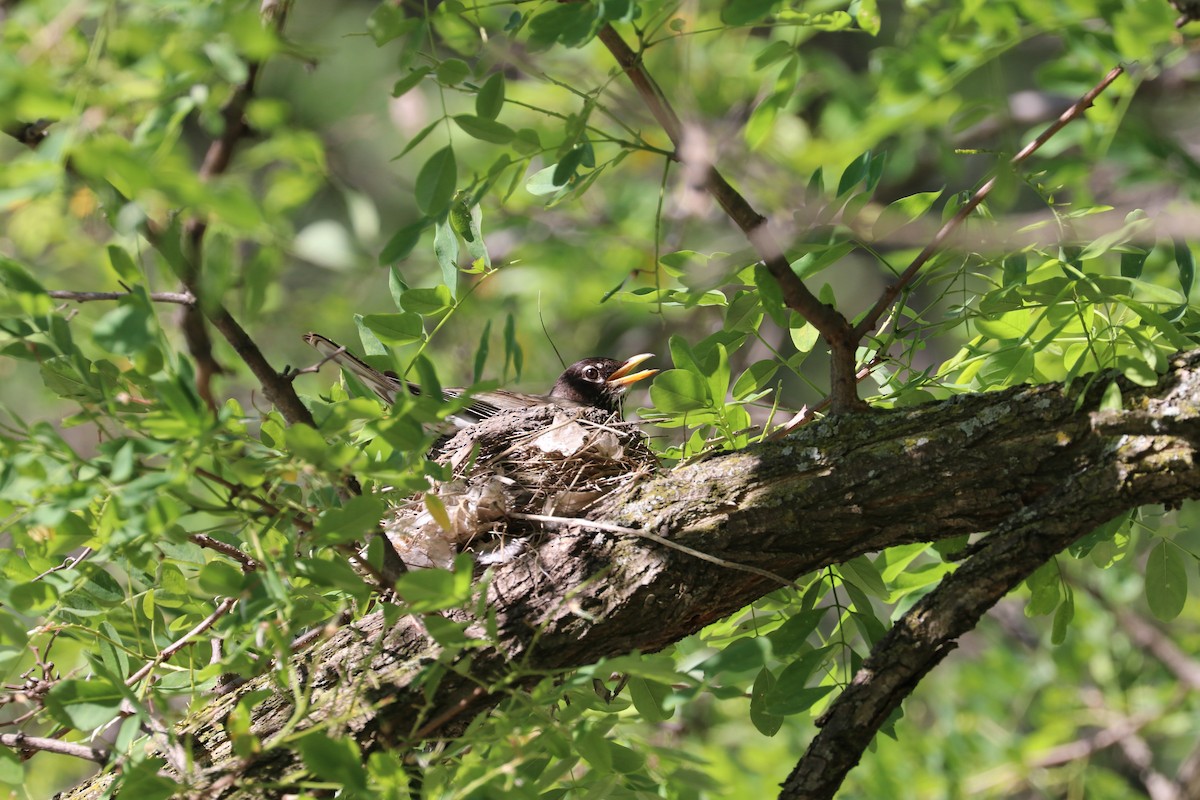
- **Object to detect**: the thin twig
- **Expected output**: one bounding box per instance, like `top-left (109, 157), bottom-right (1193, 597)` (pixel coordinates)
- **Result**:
top-left (408, 686), bottom-right (490, 742)
top-left (191, 534), bottom-right (259, 573)
top-left (853, 65), bottom-right (1125, 340)
top-left (126, 597), bottom-right (237, 687)
top-left (510, 512), bottom-right (799, 589)
top-left (0, 732), bottom-right (109, 764)
top-left (48, 290), bottom-right (195, 305)
top-left (31, 548), bottom-right (92, 582)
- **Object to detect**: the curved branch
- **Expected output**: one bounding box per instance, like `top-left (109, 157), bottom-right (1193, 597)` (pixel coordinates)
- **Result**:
top-left (596, 24), bottom-right (865, 412)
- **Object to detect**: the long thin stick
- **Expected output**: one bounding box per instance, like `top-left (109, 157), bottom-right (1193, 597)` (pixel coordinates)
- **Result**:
top-left (511, 511), bottom-right (798, 589)
top-left (854, 65), bottom-right (1126, 340)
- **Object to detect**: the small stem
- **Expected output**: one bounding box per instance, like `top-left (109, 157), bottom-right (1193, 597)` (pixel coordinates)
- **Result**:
top-left (48, 290), bottom-right (196, 305)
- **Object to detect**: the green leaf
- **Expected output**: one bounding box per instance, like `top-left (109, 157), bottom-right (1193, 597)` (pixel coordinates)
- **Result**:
top-left (92, 304), bottom-right (155, 355)
top-left (367, 5), bottom-right (421, 45)
top-left (394, 555), bottom-right (473, 612)
top-left (552, 145), bottom-right (587, 187)
top-left (199, 560), bottom-right (245, 595)
top-left (363, 312), bottom-right (425, 346)
top-left (1145, 540), bottom-right (1188, 621)
top-left (422, 614), bottom-right (470, 647)
top-left (415, 146), bottom-right (457, 217)
top-left (379, 219), bottom-right (429, 264)
top-left (754, 264), bottom-right (789, 327)
top-left (284, 422), bottom-right (331, 464)
top-left (399, 285), bottom-right (454, 317)
top-left (837, 151), bottom-right (871, 197)
top-left (314, 495), bottom-right (387, 546)
top-left (697, 636), bottom-right (769, 677)
top-left (573, 725), bottom-right (613, 771)
top-left (854, 0), bottom-right (881, 35)
top-left (762, 646), bottom-right (833, 714)
top-left (45, 677), bottom-right (125, 730)
top-left (1002, 254), bottom-right (1027, 286)
top-left (838, 556), bottom-right (888, 599)
top-left (295, 733), bottom-right (367, 791)
top-left (722, 0), bottom-right (779, 25)
top-left (1025, 561), bottom-right (1061, 617)
top-left (627, 678), bottom-right (672, 724)
top-left (433, 218), bottom-right (460, 291)
top-left (768, 608), bottom-right (826, 656)
top-left (732, 360), bottom-right (779, 400)
top-left (749, 667), bottom-right (785, 736)
top-left (1174, 240), bottom-right (1195, 299)
top-left (435, 58), bottom-right (470, 86)
top-left (762, 683), bottom-right (834, 717)
top-left (650, 369), bottom-right (711, 413)
top-left (1051, 590), bottom-right (1074, 644)
top-left (475, 72), bottom-right (506, 119)
top-left (115, 759), bottom-right (177, 800)
top-left (106, 245), bottom-right (140, 282)
top-left (873, 189), bottom-right (942, 238)
top-left (528, 3), bottom-right (598, 49)
top-left (1120, 249), bottom-right (1148, 278)
top-left (525, 163), bottom-right (568, 197)
top-left (0, 747), bottom-right (22, 785)
top-left (394, 119), bottom-right (440, 161)
top-left (1099, 380), bottom-right (1123, 412)
top-left (754, 40), bottom-right (794, 70)
top-left (453, 115), bottom-right (515, 144)
top-left (789, 315), bottom-right (820, 354)
top-left (391, 66), bottom-right (432, 97)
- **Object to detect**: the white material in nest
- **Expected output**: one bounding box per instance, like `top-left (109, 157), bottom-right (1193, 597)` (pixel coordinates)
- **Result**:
top-left (533, 414), bottom-right (625, 460)
top-left (383, 477), bottom-right (509, 569)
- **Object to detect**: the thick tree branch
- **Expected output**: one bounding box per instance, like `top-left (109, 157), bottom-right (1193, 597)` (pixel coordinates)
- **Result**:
top-left (56, 349), bottom-right (1200, 799)
top-left (780, 470), bottom-right (1123, 798)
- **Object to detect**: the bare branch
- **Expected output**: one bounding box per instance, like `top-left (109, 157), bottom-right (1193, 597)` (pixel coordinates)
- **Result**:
top-left (48, 290), bottom-right (196, 305)
top-left (126, 597), bottom-right (237, 687)
top-left (0, 732), bottom-right (109, 764)
top-left (853, 65), bottom-right (1126, 341)
top-left (191, 534), bottom-right (259, 573)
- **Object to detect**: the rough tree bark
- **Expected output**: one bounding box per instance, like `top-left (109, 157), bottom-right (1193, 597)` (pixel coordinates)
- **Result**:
top-left (59, 350), bottom-right (1200, 800)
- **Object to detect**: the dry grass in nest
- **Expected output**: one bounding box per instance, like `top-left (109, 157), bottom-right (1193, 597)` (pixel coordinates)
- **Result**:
top-left (382, 406), bottom-right (659, 569)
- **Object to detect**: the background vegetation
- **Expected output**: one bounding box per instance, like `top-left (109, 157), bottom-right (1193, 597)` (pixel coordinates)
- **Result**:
top-left (2, 0), bottom-right (1199, 797)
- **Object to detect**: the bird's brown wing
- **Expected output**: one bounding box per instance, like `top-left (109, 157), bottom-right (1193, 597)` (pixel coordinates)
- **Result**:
top-left (303, 333), bottom-right (405, 405)
top-left (304, 333), bottom-right (540, 426)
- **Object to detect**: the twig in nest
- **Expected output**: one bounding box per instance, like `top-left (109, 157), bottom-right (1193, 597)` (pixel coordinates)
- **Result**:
top-left (509, 512), bottom-right (799, 590)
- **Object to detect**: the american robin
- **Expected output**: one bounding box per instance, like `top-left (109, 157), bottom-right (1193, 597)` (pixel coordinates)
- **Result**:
top-left (303, 333), bottom-right (656, 426)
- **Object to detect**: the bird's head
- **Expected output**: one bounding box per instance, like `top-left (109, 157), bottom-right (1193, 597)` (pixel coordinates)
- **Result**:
top-left (551, 353), bottom-right (657, 412)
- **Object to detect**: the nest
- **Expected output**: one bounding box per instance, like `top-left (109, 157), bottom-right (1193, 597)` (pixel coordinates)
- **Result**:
top-left (382, 405), bottom-right (658, 569)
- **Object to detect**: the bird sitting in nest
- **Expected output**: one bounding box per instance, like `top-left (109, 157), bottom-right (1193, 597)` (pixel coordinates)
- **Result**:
top-left (303, 333), bottom-right (660, 569)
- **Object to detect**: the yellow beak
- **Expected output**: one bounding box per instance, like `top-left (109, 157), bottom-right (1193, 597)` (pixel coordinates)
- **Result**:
top-left (607, 353), bottom-right (658, 387)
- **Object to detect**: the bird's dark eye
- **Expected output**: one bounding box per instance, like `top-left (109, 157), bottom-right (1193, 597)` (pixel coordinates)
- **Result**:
top-left (584, 365), bottom-right (600, 381)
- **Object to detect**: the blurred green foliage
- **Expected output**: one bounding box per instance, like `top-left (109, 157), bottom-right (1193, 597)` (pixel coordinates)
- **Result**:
top-left (2, 0), bottom-right (1200, 797)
